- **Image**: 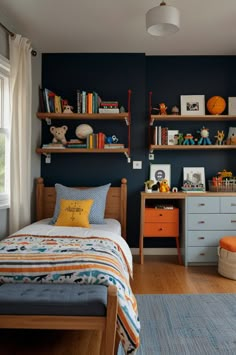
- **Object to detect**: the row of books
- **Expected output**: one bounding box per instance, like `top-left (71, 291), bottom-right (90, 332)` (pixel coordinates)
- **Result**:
top-left (39, 87), bottom-right (68, 113)
top-left (151, 126), bottom-right (179, 145)
top-left (42, 136), bottom-right (125, 150)
top-left (77, 90), bottom-right (120, 114)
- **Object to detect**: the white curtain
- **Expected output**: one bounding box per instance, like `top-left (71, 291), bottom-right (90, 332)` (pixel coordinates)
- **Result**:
top-left (9, 34), bottom-right (32, 234)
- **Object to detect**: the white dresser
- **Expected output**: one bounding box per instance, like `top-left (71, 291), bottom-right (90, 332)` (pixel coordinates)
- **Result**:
top-left (185, 196), bottom-right (236, 265)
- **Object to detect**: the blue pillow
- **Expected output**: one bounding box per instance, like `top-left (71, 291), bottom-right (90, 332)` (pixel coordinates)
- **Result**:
top-left (51, 183), bottom-right (111, 225)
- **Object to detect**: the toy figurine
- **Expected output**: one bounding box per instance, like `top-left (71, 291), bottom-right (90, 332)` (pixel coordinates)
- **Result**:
top-left (183, 133), bottom-right (195, 145)
top-left (153, 103), bottom-right (168, 115)
top-left (215, 130), bottom-right (225, 145)
top-left (177, 133), bottom-right (184, 145)
top-left (198, 126), bottom-right (212, 145)
top-left (171, 105), bottom-right (179, 115)
top-left (159, 179), bottom-right (170, 192)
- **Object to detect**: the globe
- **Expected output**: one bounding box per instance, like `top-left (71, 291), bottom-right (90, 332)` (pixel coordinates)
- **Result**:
top-left (75, 124), bottom-right (93, 139)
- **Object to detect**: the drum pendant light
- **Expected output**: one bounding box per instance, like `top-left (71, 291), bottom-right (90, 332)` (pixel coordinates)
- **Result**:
top-left (146, 1), bottom-right (180, 36)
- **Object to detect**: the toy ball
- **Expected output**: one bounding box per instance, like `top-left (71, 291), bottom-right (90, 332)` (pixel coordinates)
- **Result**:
top-left (75, 124), bottom-right (93, 139)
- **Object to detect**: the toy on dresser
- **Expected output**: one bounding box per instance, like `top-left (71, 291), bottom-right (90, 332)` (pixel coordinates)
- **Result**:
top-left (159, 179), bottom-right (170, 192)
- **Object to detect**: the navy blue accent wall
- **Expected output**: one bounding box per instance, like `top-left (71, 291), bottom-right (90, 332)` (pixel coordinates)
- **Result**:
top-left (41, 54), bottom-right (236, 248)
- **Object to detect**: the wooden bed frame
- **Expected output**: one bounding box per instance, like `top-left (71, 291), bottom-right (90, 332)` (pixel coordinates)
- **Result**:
top-left (36, 177), bottom-right (127, 239)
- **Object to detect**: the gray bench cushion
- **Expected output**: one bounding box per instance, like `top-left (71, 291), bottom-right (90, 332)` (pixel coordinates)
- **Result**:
top-left (0, 284), bottom-right (108, 316)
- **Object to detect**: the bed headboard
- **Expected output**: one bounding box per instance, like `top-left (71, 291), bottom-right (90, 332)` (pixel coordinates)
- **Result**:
top-left (36, 177), bottom-right (127, 239)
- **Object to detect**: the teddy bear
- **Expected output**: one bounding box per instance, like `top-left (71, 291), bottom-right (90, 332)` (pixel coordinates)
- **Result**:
top-left (63, 105), bottom-right (73, 113)
top-left (159, 179), bottom-right (170, 192)
top-left (50, 125), bottom-right (68, 145)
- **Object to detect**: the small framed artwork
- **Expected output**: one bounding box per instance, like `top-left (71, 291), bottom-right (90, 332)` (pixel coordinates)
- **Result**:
top-left (183, 167), bottom-right (205, 191)
top-left (150, 164), bottom-right (171, 186)
top-left (180, 95), bottom-right (205, 115)
top-left (228, 97), bottom-right (236, 115)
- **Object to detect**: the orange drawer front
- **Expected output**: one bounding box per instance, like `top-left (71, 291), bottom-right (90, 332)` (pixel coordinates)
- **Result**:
top-left (144, 222), bottom-right (179, 237)
top-left (144, 208), bottom-right (179, 223)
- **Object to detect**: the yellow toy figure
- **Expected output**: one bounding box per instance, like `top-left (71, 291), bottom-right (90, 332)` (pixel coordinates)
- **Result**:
top-left (215, 130), bottom-right (224, 145)
top-left (159, 179), bottom-right (170, 192)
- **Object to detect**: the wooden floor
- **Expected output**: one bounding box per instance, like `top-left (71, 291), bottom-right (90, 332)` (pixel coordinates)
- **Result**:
top-left (0, 255), bottom-right (235, 354)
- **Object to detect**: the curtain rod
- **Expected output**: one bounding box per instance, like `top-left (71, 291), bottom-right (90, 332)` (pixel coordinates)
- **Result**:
top-left (0, 22), bottom-right (37, 56)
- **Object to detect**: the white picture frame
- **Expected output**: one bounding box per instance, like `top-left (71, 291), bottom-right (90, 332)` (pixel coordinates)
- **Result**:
top-left (228, 97), bottom-right (236, 115)
top-left (183, 167), bottom-right (205, 191)
top-left (180, 95), bottom-right (205, 115)
top-left (150, 164), bottom-right (171, 187)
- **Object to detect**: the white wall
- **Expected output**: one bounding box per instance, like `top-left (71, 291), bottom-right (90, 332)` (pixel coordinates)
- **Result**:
top-left (0, 13), bottom-right (41, 238)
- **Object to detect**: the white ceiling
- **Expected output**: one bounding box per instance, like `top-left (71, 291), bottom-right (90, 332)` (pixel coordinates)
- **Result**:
top-left (1, 0), bottom-right (236, 55)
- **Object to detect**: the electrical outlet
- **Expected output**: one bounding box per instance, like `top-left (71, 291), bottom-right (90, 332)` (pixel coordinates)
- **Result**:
top-left (133, 161), bottom-right (142, 169)
top-left (149, 153), bottom-right (154, 160)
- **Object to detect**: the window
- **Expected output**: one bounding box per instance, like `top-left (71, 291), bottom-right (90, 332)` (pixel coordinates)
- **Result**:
top-left (0, 54), bottom-right (10, 208)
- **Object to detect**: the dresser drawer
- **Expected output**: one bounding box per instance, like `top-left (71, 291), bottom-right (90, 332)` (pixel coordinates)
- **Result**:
top-left (187, 231), bottom-right (236, 247)
top-left (187, 197), bottom-right (220, 213)
top-left (187, 247), bottom-right (218, 263)
top-left (220, 197), bottom-right (236, 213)
top-left (144, 208), bottom-right (178, 223)
top-left (144, 222), bottom-right (179, 237)
top-left (187, 214), bottom-right (236, 230)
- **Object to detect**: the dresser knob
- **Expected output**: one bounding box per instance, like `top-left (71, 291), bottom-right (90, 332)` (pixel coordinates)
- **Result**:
top-left (159, 228), bottom-right (163, 231)
top-left (199, 203), bottom-right (205, 206)
top-left (231, 203), bottom-right (236, 206)
top-left (159, 214), bottom-right (163, 216)
top-left (231, 220), bottom-right (236, 223)
top-left (198, 237), bottom-right (205, 240)
top-left (198, 221), bottom-right (205, 224)
top-left (200, 253), bottom-right (205, 256)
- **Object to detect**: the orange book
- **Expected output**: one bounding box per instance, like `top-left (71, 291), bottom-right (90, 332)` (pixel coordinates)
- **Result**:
top-left (87, 93), bottom-right (93, 114)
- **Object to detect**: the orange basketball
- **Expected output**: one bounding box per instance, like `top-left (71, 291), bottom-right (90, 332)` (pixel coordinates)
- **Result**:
top-left (207, 96), bottom-right (226, 115)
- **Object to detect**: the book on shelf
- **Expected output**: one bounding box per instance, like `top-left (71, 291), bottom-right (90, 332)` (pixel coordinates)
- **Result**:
top-left (67, 144), bottom-right (87, 148)
top-left (42, 143), bottom-right (65, 149)
top-left (155, 204), bottom-right (174, 209)
top-left (100, 101), bottom-right (119, 108)
top-left (98, 108), bottom-right (120, 113)
top-left (167, 129), bottom-right (179, 145)
top-left (104, 143), bottom-right (125, 149)
top-left (54, 95), bottom-right (62, 113)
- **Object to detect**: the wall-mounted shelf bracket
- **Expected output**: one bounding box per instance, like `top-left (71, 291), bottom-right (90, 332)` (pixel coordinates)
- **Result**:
top-left (124, 152), bottom-right (131, 163)
top-left (124, 117), bottom-right (129, 126)
top-left (43, 153), bottom-right (51, 164)
top-left (150, 118), bottom-right (154, 126)
top-left (46, 118), bottom-right (51, 125)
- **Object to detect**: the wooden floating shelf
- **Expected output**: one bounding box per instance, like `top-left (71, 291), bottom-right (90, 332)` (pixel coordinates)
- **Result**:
top-left (150, 114), bottom-right (236, 122)
top-left (36, 148), bottom-right (129, 154)
top-left (149, 145), bottom-right (236, 151)
top-left (37, 112), bottom-right (129, 120)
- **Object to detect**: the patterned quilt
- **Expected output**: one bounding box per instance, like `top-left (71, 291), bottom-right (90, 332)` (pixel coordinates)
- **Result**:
top-left (0, 233), bottom-right (140, 354)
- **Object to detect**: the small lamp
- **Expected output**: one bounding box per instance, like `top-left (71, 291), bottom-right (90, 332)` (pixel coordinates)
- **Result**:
top-left (146, 1), bottom-right (180, 36)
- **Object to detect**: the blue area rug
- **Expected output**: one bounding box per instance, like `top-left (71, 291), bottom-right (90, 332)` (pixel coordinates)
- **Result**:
top-left (118, 293), bottom-right (236, 355)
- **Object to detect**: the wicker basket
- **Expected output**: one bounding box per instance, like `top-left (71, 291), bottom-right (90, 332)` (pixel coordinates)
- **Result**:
top-left (208, 180), bottom-right (236, 192)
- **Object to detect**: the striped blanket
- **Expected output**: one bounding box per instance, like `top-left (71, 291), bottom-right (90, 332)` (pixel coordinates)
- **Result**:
top-left (0, 233), bottom-right (140, 354)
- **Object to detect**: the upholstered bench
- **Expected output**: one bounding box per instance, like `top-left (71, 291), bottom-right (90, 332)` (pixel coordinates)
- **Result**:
top-left (218, 236), bottom-right (236, 280)
top-left (0, 283), bottom-right (118, 355)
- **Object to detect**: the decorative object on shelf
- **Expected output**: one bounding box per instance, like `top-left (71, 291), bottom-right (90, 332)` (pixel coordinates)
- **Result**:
top-left (150, 163), bottom-right (171, 187)
top-left (214, 130), bottom-right (225, 145)
top-left (172, 187), bottom-right (178, 193)
top-left (151, 182), bottom-right (160, 191)
top-left (75, 124), bottom-right (93, 140)
top-left (180, 95), bottom-right (205, 115)
top-left (119, 106), bottom-right (126, 113)
top-left (183, 133), bottom-right (195, 145)
top-left (176, 133), bottom-right (184, 145)
top-left (146, 1), bottom-right (180, 36)
top-left (144, 179), bottom-right (154, 193)
top-left (228, 97), bottom-right (236, 115)
top-left (197, 126), bottom-right (212, 145)
top-left (207, 96), bottom-right (226, 115)
top-left (226, 127), bottom-right (236, 145)
top-left (181, 181), bottom-right (205, 193)
top-left (63, 105), bottom-right (73, 113)
top-left (171, 105), bottom-right (179, 115)
top-left (183, 167), bottom-right (206, 192)
top-left (159, 179), bottom-right (170, 192)
top-left (167, 129), bottom-right (179, 145)
top-left (153, 102), bottom-right (168, 115)
top-left (50, 125), bottom-right (68, 145)
top-left (106, 135), bottom-right (119, 144)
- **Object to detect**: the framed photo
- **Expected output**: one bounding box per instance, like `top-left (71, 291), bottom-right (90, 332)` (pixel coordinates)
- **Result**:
top-left (183, 167), bottom-right (205, 191)
top-left (228, 97), bottom-right (236, 115)
top-left (180, 95), bottom-right (205, 115)
top-left (150, 164), bottom-right (171, 186)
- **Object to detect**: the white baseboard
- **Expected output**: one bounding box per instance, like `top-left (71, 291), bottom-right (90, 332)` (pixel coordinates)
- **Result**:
top-left (131, 248), bottom-right (177, 256)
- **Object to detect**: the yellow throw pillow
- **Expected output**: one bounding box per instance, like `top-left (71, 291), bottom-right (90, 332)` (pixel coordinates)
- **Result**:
top-left (55, 199), bottom-right (94, 227)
